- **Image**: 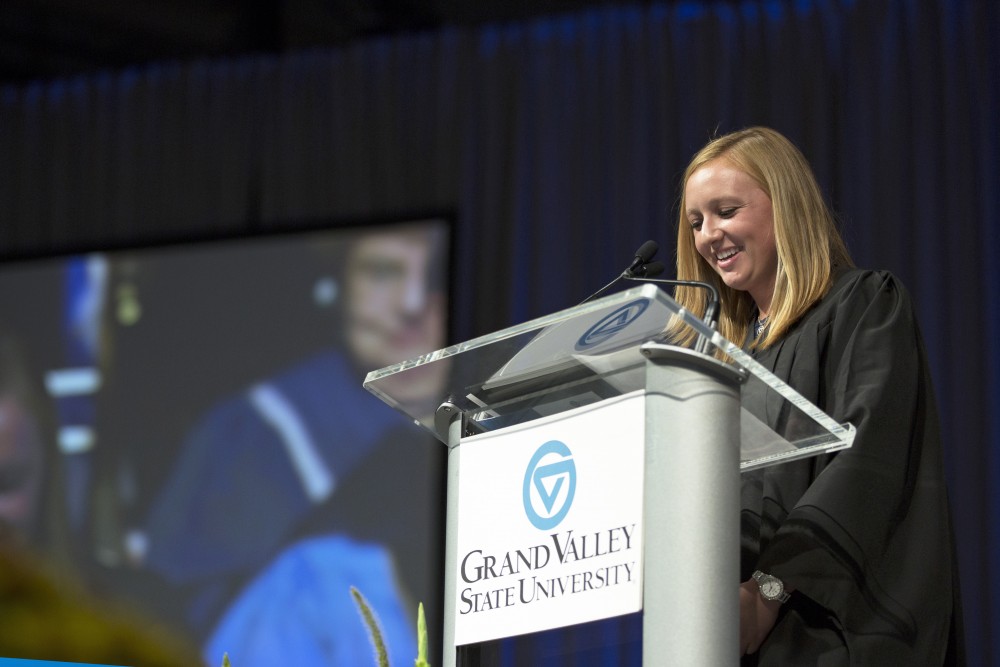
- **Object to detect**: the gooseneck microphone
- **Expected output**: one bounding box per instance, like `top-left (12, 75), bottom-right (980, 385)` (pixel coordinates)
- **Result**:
top-left (632, 261), bottom-right (665, 278)
top-left (625, 240), bottom-right (660, 276)
top-left (581, 241), bottom-right (720, 334)
top-left (623, 262), bottom-right (721, 354)
top-left (622, 273), bottom-right (720, 332)
top-left (581, 240), bottom-right (662, 304)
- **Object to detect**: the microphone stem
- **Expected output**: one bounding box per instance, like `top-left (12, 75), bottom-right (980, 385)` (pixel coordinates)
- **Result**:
top-left (579, 271), bottom-right (629, 305)
top-left (623, 276), bottom-right (720, 324)
top-left (622, 275), bottom-right (721, 354)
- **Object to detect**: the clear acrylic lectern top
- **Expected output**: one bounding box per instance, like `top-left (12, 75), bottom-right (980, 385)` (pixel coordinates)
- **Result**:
top-left (364, 284), bottom-right (854, 470)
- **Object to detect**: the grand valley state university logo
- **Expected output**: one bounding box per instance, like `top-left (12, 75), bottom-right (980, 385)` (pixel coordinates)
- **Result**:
top-left (455, 425), bottom-right (640, 638)
top-left (575, 298), bottom-right (649, 350)
top-left (523, 440), bottom-right (577, 530)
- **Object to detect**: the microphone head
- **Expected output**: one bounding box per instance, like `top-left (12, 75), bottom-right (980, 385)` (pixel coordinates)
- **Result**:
top-left (636, 261), bottom-right (665, 278)
top-left (635, 240), bottom-right (659, 263)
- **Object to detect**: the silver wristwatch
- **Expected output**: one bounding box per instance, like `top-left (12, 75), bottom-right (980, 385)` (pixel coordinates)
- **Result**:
top-left (752, 569), bottom-right (790, 604)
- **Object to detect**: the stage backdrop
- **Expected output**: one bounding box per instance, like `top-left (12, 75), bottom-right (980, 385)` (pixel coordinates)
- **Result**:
top-left (0, 0), bottom-right (996, 663)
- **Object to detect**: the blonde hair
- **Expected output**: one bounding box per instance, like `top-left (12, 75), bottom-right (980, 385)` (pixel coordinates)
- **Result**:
top-left (673, 127), bottom-right (853, 349)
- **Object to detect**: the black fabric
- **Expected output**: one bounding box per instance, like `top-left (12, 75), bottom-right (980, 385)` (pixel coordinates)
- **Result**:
top-left (740, 268), bottom-right (960, 664)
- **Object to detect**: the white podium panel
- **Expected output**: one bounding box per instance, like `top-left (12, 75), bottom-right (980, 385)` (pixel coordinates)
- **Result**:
top-left (455, 393), bottom-right (645, 645)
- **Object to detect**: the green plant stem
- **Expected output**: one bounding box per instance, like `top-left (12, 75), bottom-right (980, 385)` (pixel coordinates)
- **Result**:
top-left (351, 586), bottom-right (390, 667)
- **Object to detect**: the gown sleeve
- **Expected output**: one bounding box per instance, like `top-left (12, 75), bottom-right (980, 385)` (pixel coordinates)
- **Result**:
top-left (749, 270), bottom-right (956, 663)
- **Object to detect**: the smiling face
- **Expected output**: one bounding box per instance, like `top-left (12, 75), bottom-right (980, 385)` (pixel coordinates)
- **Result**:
top-left (685, 158), bottom-right (779, 316)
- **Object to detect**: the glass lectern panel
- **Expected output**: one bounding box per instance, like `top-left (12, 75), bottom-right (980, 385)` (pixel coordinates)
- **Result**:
top-left (363, 284), bottom-right (854, 470)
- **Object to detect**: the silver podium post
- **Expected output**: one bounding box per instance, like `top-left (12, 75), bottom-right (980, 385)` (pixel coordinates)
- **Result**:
top-left (642, 344), bottom-right (743, 665)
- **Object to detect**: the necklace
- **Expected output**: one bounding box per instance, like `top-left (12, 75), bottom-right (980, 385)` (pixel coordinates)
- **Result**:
top-left (753, 314), bottom-right (769, 338)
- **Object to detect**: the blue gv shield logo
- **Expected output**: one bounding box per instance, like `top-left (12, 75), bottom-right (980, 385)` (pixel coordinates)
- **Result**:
top-left (576, 299), bottom-right (650, 350)
top-left (523, 440), bottom-right (577, 530)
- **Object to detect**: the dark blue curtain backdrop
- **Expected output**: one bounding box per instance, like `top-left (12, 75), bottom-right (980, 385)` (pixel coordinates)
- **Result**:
top-left (1, 0), bottom-right (997, 663)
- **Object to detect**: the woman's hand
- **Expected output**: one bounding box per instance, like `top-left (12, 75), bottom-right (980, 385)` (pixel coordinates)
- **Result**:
top-left (739, 579), bottom-right (782, 656)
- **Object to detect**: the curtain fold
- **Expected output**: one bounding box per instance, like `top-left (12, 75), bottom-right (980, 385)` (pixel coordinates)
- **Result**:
top-left (0, 0), bottom-right (996, 662)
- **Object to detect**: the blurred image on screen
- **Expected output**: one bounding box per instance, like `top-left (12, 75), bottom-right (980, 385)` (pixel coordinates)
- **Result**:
top-left (0, 218), bottom-right (450, 666)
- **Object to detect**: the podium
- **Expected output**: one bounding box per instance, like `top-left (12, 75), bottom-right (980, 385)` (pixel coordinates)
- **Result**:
top-left (364, 284), bottom-right (855, 666)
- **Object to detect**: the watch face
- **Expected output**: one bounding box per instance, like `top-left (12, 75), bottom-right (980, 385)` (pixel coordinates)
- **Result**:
top-left (760, 577), bottom-right (783, 599)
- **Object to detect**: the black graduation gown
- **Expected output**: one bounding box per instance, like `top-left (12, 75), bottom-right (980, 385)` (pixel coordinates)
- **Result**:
top-left (740, 268), bottom-right (962, 665)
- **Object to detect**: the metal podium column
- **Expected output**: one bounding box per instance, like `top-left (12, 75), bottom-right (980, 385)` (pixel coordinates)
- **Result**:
top-left (641, 344), bottom-right (744, 665)
top-left (437, 403), bottom-right (462, 667)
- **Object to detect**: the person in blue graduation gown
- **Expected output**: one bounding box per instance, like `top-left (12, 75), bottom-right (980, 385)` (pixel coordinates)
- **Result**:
top-left (141, 223), bottom-right (450, 662)
top-left (673, 127), bottom-right (962, 664)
